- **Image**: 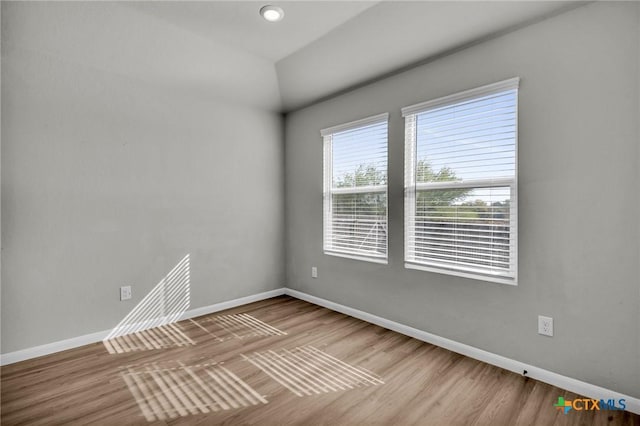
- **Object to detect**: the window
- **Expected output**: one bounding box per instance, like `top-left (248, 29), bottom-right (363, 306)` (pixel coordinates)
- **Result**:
top-left (402, 78), bottom-right (519, 284)
top-left (322, 113), bottom-right (388, 263)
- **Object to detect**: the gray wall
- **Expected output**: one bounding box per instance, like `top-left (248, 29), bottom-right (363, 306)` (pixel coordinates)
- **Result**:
top-left (637, 2), bottom-right (640, 397)
top-left (285, 2), bottom-right (640, 397)
top-left (1, 2), bottom-right (284, 353)
top-left (2, 0), bottom-right (639, 399)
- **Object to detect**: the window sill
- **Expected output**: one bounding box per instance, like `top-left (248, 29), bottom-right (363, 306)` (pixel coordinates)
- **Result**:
top-left (405, 262), bottom-right (517, 286)
top-left (325, 251), bottom-right (388, 265)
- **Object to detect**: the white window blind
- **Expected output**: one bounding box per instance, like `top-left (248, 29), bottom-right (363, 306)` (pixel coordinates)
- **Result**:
top-left (322, 113), bottom-right (389, 263)
top-left (402, 78), bottom-right (519, 284)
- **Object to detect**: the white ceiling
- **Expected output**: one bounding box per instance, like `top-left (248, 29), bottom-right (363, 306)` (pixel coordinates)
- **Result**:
top-left (11, 1), bottom-right (583, 113)
top-left (277, 1), bottom-right (581, 111)
top-left (4, 1), bottom-right (282, 110)
top-left (126, 1), bottom-right (581, 112)
top-left (124, 1), bottom-right (379, 63)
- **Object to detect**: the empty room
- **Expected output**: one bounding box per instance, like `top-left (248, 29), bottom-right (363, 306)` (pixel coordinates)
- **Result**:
top-left (1, 1), bottom-right (639, 424)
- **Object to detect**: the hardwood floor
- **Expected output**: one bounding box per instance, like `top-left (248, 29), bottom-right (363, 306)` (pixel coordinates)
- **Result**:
top-left (1, 296), bottom-right (638, 425)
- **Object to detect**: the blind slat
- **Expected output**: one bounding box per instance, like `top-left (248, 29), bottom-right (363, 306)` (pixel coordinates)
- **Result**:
top-left (404, 80), bottom-right (518, 282)
top-left (324, 115), bottom-right (388, 261)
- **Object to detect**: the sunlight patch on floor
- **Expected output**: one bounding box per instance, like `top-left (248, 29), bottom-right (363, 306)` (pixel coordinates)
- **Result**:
top-left (121, 358), bottom-right (267, 422)
top-left (103, 322), bottom-right (195, 353)
top-left (242, 345), bottom-right (384, 397)
top-left (196, 313), bottom-right (287, 340)
top-left (103, 254), bottom-right (191, 354)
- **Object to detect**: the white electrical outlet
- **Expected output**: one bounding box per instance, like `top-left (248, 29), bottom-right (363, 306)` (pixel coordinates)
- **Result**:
top-left (120, 286), bottom-right (132, 301)
top-left (538, 315), bottom-right (553, 336)
top-left (311, 267), bottom-right (318, 278)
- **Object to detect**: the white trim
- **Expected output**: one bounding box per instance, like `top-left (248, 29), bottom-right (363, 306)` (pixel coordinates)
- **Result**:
top-left (283, 288), bottom-right (640, 415)
top-left (415, 177), bottom-right (513, 191)
top-left (323, 133), bottom-right (333, 254)
top-left (2, 286), bottom-right (638, 416)
top-left (325, 250), bottom-right (388, 264)
top-left (331, 185), bottom-right (386, 195)
top-left (402, 81), bottom-right (519, 285)
top-left (0, 288), bottom-right (286, 366)
top-left (511, 88), bottom-right (519, 284)
top-left (0, 329), bottom-right (111, 367)
top-left (323, 114), bottom-right (389, 262)
top-left (320, 112), bottom-right (389, 137)
top-left (404, 113), bottom-right (417, 274)
top-left (405, 262), bottom-right (516, 286)
top-left (401, 77), bottom-right (520, 117)
top-left (176, 288), bottom-right (285, 320)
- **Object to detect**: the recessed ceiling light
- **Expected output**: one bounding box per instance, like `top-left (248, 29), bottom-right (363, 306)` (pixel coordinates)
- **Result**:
top-left (260, 5), bottom-right (284, 23)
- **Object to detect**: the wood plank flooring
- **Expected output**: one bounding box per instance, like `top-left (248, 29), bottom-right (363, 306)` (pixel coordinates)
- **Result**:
top-left (1, 296), bottom-right (638, 425)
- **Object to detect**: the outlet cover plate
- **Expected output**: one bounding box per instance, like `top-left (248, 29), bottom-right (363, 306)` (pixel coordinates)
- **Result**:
top-left (120, 286), bottom-right (132, 301)
top-left (538, 315), bottom-right (553, 336)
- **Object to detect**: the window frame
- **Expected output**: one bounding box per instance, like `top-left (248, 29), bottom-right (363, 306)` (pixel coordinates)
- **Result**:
top-left (322, 113), bottom-right (389, 264)
top-left (402, 78), bottom-right (519, 285)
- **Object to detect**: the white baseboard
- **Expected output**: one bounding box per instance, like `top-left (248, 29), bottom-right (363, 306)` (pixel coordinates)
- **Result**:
top-left (284, 288), bottom-right (640, 415)
top-left (0, 287), bottom-right (286, 366)
top-left (0, 329), bottom-right (111, 367)
top-left (177, 288), bottom-right (285, 321)
top-left (2, 286), bottom-right (638, 416)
